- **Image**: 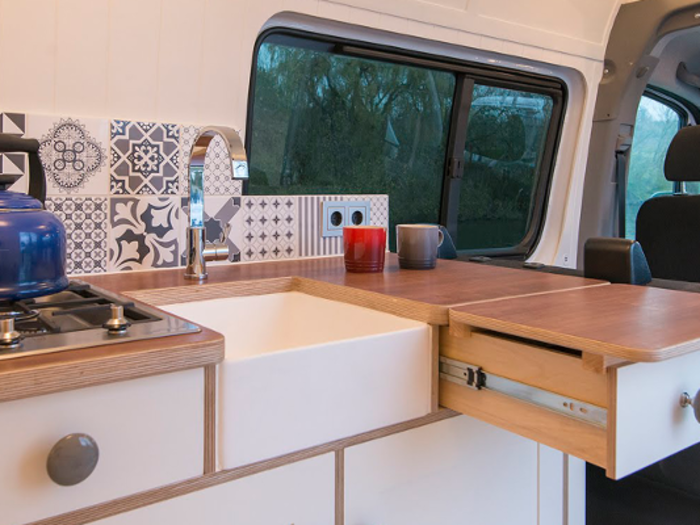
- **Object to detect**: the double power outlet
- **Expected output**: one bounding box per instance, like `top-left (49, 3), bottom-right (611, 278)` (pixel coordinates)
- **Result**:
top-left (321, 200), bottom-right (372, 238)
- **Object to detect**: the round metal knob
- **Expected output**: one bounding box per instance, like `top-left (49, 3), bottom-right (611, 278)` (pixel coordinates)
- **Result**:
top-left (0, 318), bottom-right (21, 349)
top-left (103, 304), bottom-right (130, 335)
top-left (680, 390), bottom-right (700, 424)
top-left (46, 433), bottom-right (99, 486)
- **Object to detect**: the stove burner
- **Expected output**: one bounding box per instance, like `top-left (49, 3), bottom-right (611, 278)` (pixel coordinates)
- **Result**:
top-left (0, 308), bottom-right (40, 323)
top-left (0, 280), bottom-right (199, 360)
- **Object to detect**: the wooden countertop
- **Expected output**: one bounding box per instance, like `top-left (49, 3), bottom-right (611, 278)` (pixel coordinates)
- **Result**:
top-left (0, 326), bottom-right (224, 403)
top-left (450, 284), bottom-right (700, 362)
top-left (1, 254), bottom-right (603, 401)
top-left (83, 254), bottom-right (605, 325)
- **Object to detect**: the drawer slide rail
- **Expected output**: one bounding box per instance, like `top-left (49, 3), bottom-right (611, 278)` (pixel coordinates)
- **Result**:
top-left (439, 356), bottom-right (607, 427)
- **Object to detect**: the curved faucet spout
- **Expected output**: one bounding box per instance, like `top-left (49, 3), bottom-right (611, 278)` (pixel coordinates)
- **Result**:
top-left (185, 126), bottom-right (248, 281)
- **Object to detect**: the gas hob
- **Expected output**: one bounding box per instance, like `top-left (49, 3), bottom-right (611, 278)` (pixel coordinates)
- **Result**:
top-left (0, 281), bottom-right (200, 360)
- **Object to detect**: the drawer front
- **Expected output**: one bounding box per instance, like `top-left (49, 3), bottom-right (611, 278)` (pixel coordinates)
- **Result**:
top-left (92, 454), bottom-right (335, 525)
top-left (0, 369), bottom-right (204, 525)
top-left (441, 325), bottom-right (700, 480)
top-left (612, 352), bottom-right (700, 478)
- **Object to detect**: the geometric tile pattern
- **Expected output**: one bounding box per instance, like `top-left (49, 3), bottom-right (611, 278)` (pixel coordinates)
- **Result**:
top-left (110, 120), bottom-right (180, 195)
top-left (297, 194), bottom-right (389, 257)
top-left (180, 196), bottom-right (243, 264)
top-left (0, 112), bottom-right (28, 193)
top-left (38, 118), bottom-right (107, 194)
top-left (240, 196), bottom-right (298, 262)
top-left (109, 196), bottom-right (180, 271)
top-left (179, 125), bottom-right (243, 196)
top-left (46, 197), bottom-right (108, 274)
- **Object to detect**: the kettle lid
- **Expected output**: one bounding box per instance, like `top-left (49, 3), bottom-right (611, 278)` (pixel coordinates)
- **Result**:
top-left (0, 174), bottom-right (42, 210)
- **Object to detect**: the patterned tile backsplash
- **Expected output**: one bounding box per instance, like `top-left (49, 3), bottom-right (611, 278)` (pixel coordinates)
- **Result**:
top-left (2, 112), bottom-right (389, 276)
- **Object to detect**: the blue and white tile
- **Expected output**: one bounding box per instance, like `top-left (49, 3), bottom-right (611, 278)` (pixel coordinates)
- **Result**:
top-left (179, 196), bottom-right (244, 264)
top-left (297, 194), bottom-right (389, 258)
top-left (241, 196), bottom-right (298, 262)
top-left (0, 112), bottom-right (28, 193)
top-left (109, 196), bottom-right (180, 271)
top-left (179, 125), bottom-right (244, 196)
top-left (46, 197), bottom-right (108, 275)
top-left (110, 120), bottom-right (180, 195)
top-left (28, 115), bottom-right (109, 195)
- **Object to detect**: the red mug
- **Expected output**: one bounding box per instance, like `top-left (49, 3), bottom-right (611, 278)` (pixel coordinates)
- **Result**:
top-left (343, 226), bottom-right (387, 273)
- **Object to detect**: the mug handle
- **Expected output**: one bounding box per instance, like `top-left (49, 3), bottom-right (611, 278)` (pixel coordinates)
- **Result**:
top-left (437, 229), bottom-right (445, 248)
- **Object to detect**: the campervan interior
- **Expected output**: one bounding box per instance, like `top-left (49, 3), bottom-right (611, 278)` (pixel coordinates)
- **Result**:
top-left (1, 0), bottom-right (700, 524)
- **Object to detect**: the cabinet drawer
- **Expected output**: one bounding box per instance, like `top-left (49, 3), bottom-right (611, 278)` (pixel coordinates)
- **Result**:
top-left (92, 454), bottom-right (335, 525)
top-left (0, 369), bottom-right (204, 525)
top-left (439, 326), bottom-right (700, 479)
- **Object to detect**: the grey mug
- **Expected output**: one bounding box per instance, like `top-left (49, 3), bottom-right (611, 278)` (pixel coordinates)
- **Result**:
top-left (396, 224), bottom-right (445, 270)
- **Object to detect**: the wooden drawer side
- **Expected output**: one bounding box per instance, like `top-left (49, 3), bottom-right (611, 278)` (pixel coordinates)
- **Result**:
top-left (439, 380), bottom-right (608, 468)
top-left (440, 327), bottom-right (608, 408)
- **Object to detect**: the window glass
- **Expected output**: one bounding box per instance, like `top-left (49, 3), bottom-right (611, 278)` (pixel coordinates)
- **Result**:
top-left (456, 85), bottom-right (553, 250)
top-left (626, 95), bottom-right (681, 238)
top-left (248, 36), bottom-right (456, 249)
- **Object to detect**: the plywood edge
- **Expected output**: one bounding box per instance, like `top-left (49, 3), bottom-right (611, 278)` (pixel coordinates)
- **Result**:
top-left (0, 333), bottom-right (224, 403)
top-left (293, 277), bottom-right (449, 325)
top-left (124, 277), bottom-right (295, 306)
top-left (335, 449), bottom-right (345, 525)
top-left (430, 324), bottom-right (440, 412)
top-left (448, 310), bottom-right (682, 363)
top-left (606, 367), bottom-right (619, 480)
top-left (581, 352), bottom-right (629, 374)
top-left (203, 364), bottom-right (217, 475)
top-left (446, 282), bottom-right (611, 309)
top-left (439, 379), bottom-right (608, 468)
top-left (29, 409), bottom-right (459, 525)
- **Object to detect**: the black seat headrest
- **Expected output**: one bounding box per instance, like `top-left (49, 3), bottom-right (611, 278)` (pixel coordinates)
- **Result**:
top-left (664, 125), bottom-right (700, 182)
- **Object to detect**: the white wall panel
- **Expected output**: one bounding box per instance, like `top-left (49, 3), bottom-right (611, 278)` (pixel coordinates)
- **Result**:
top-left (55, 0), bottom-right (109, 117)
top-left (0, 0), bottom-right (57, 114)
top-left (107, 0), bottom-right (162, 121)
top-left (156, 0), bottom-right (205, 124)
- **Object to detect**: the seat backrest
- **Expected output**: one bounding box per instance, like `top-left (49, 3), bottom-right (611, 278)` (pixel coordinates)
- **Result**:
top-left (636, 126), bottom-right (700, 282)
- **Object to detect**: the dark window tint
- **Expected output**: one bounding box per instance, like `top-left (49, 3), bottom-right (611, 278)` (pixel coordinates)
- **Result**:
top-left (456, 85), bottom-right (554, 250)
top-left (248, 36), bottom-right (456, 248)
top-left (626, 95), bottom-right (682, 239)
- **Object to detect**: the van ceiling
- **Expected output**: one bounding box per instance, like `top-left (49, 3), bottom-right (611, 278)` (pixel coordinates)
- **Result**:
top-left (649, 26), bottom-right (700, 108)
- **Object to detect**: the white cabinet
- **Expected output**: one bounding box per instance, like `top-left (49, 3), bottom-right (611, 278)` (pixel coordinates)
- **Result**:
top-left (344, 415), bottom-right (539, 525)
top-left (0, 369), bottom-right (204, 525)
top-left (94, 453), bottom-right (336, 525)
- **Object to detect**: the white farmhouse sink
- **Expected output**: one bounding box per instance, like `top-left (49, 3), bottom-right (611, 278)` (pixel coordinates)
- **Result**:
top-left (163, 292), bottom-right (432, 469)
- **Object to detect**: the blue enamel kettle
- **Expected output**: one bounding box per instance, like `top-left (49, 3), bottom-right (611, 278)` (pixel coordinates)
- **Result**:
top-left (0, 134), bottom-right (68, 301)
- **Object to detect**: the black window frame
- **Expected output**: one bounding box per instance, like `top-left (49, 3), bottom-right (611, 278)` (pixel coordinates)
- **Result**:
top-left (245, 27), bottom-right (567, 258)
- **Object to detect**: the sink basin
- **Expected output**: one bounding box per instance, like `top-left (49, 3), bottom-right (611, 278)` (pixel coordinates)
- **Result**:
top-left (163, 291), bottom-right (432, 469)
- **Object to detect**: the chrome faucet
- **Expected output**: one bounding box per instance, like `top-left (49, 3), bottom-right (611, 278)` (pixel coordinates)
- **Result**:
top-left (184, 126), bottom-right (248, 281)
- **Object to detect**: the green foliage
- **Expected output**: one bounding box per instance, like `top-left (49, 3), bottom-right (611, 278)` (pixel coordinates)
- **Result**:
top-left (248, 40), bottom-right (554, 251)
top-left (249, 42), bottom-right (454, 248)
top-left (456, 85), bottom-right (553, 249)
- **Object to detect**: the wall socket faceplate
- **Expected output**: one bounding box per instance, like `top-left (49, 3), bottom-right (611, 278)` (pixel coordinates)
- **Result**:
top-left (321, 200), bottom-right (371, 237)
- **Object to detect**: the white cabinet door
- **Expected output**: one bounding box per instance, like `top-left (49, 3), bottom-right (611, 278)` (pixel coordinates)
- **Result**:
top-left (0, 369), bottom-right (204, 525)
top-left (345, 415), bottom-right (538, 525)
top-left (95, 453), bottom-right (335, 525)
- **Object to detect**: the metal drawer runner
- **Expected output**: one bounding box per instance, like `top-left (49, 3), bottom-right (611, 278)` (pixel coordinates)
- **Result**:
top-left (439, 356), bottom-right (607, 427)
